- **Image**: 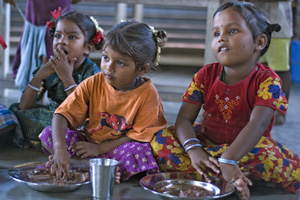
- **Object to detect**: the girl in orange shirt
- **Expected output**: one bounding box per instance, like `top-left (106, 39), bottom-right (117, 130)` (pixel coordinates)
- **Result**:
top-left (39, 20), bottom-right (168, 182)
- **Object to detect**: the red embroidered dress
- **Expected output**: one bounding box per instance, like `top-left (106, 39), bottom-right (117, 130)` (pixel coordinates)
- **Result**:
top-left (150, 63), bottom-right (300, 193)
top-left (182, 62), bottom-right (287, 144)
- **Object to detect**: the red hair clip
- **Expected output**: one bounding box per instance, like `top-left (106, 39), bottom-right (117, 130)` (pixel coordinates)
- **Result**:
top-left (93, 30), bottom-right (104, 45)
top-left (46, 7), bottom-right (62, 30)
top-left (46, 21), bottom-right (55, 30)
top-left (51, 7), bottom-right (62, 20)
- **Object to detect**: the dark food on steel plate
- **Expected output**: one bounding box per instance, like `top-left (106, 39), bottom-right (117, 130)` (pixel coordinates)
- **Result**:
top-left (25, 167), bottom-right (89, 185)
top-left (179, 186), bottom-right (214, 197)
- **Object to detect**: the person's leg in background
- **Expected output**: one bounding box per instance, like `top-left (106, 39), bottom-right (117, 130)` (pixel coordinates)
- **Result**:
top-left (260, 38), bottom-right (292, 125)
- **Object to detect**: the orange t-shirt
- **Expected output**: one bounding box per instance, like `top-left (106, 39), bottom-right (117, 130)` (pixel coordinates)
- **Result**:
top-left (55, 72), bottom-right (167, 142)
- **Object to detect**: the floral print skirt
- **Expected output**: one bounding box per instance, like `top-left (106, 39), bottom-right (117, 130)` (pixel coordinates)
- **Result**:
top-left (150, 123), bottom-right (300, 193)
top-left (39, 126), bottom-right (160, 181)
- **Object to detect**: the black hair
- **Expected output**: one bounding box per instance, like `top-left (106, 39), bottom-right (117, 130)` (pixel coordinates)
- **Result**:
top-left (49, 11), bottom-right (103, 50)
top-left (214, 1), bottom-right (281, 56)
top-left (104, 20), bottom-right (167, 71)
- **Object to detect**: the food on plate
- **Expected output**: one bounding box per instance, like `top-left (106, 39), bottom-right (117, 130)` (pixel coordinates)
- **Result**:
top-left (25, 167), bottom-right (89, 185)
top-left (179, 186), bottom-right (215, 197)
top-left (154, 179), bottom-right (217, 197)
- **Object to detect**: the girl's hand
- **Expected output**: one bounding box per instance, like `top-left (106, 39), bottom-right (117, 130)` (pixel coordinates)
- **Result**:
top-left (34, 56), bottom-right (55, 81)
top-left (50, 48), bottom-right (77, 84)
top-left (18, 56), bottom-right (53, 110)
top-left (220, 163), bottom-right (252, 200)
top-left (48, 149), bottom-right (71, 180)
top-left (219, 163), bottom-right (252, 186)
top-left (188, 148), bottom-right (220, 182)
top-left (69, 141), bottom-right (100, 158)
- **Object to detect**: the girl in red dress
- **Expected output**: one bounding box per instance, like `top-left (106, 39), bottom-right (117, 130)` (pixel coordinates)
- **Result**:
top-left (150, 2), bottom-right (299, 200)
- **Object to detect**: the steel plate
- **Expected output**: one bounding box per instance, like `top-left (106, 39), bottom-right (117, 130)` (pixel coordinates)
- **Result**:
top-left (8, 161), bottom-right (90, 192)
top-left (153, 179), bottom-right (220, 197)
top-left (140, 172), bottom-right (235, 200)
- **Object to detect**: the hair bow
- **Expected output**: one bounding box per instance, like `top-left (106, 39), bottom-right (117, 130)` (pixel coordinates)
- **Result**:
top-left (93, 31), bottom-right (104, 45)
top-left (46, 7), bottom-right (62, 30)
top-left (90, 16), bottom-right (104, 45)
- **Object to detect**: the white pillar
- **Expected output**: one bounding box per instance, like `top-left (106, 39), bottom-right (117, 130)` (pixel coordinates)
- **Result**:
top-left (4, 3), bottom-right (11, 78)
top-left (134, 4), bottom-right (144, 22)
top-left (0, 3), bottom-right (11, 97)
top-left (204, 0), bottom-right (220, 65)
top-left (116, 3), bottom-right (127, 23)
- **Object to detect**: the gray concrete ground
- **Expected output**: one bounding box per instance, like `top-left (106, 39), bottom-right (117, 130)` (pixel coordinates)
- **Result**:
top-left (0, 68), bottom-right (300, 200)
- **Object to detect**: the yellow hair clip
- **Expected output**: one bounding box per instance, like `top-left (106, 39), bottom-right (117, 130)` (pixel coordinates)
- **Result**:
top-left (149, 26), bottom-right (161, 66)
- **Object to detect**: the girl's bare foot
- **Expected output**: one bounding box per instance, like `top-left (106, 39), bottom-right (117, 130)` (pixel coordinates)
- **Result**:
top-left (233, 178), bottom-right (250, 200)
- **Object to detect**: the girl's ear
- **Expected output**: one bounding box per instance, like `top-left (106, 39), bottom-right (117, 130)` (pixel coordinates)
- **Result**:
top-left (84, 42), bottom-right (94, 55)
top-left (255, 34), bottom-right (268, 52)
top-left (137, 63), bottom-right (150, 76)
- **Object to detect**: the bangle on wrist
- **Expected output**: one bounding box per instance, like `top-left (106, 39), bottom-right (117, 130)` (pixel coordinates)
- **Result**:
top-left (218, 158), bottom-right (238, 165)
top-left (64, 84), bottom-right (78, 92)
top-left (182, 138), bottom-right (200, 149)
top-left (28, 83), bottom-right (41, 92)
top-left (185, 144), bottom-right (203, 153)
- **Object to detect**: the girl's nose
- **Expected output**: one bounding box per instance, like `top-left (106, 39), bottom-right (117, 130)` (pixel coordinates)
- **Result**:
top-left (218, 32), bottom-right (228, 42)
top-left (59, 36), bottom-right (67, 44)
top-left (106, 61), bottom-right (114, 72)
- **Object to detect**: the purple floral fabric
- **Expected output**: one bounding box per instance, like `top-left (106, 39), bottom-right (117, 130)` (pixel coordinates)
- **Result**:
top-left (39, 126), bottom-right (160, 181)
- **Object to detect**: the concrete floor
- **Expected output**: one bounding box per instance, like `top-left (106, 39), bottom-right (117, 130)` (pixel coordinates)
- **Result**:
top-left (0, 69), bottom-right (300, 200)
